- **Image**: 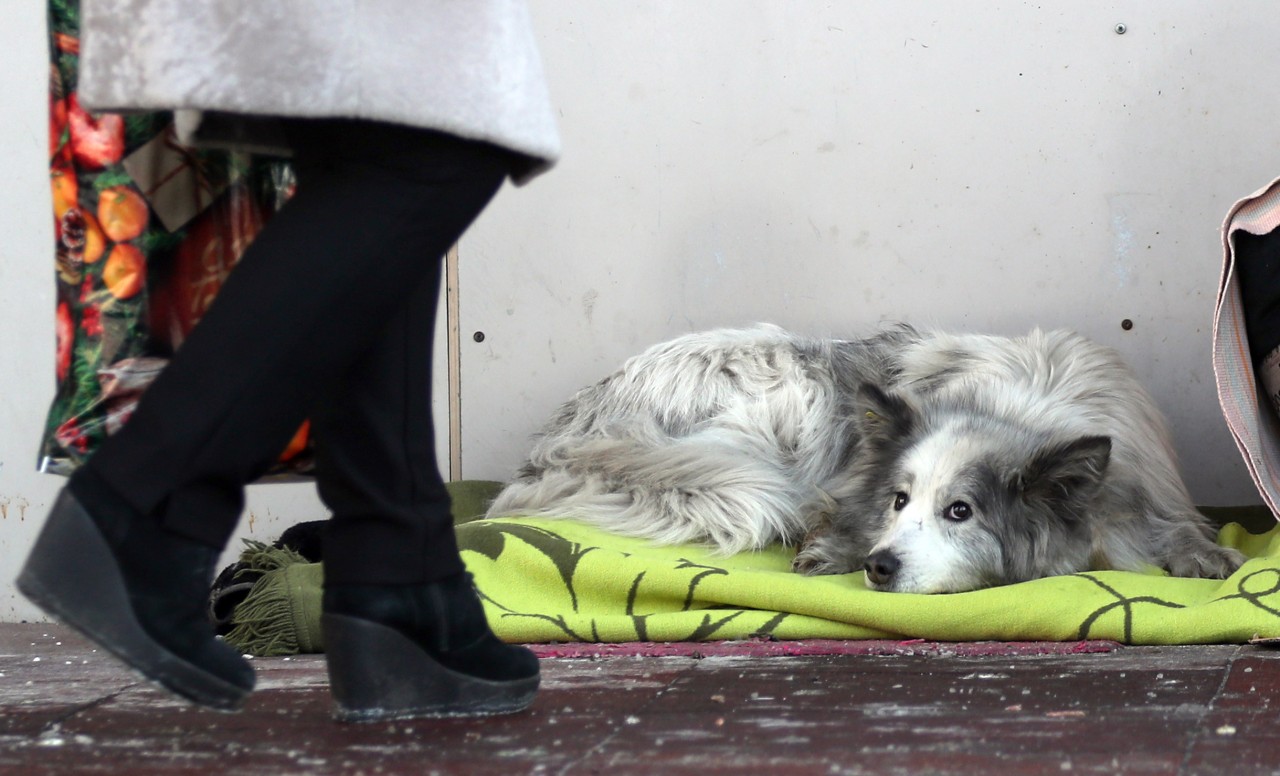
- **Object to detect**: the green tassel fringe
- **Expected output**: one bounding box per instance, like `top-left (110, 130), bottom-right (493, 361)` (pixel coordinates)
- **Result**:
top-left (222, 540), bottom-right (310, 657)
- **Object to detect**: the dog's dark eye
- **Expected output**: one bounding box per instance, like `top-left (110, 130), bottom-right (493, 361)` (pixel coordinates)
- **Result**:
top-left (944, 501), bottom-right (973, 522)
top-left (892, 492), bottom-right (909, 511)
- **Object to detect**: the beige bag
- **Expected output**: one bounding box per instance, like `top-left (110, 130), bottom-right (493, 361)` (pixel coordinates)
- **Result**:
top-left (1213, 176), bottom-right (1280, 518)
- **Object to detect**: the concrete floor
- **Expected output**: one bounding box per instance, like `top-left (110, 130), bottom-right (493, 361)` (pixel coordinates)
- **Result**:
top-left (2, 623), bottom-right (1280, 775)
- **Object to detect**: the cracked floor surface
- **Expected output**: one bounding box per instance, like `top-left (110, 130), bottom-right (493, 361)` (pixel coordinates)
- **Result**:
top-left (2, 623), bottom-right (1279, 774)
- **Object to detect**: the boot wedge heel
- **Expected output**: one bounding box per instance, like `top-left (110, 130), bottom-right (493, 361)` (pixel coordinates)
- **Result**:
top-left (15, 491), bottom-right (251, 711)
top-left (322, 612), bottom-right (539, 722)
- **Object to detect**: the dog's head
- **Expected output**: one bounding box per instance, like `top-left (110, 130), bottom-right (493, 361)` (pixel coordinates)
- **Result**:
top-left (856, 384), bottom-right (1110, 594)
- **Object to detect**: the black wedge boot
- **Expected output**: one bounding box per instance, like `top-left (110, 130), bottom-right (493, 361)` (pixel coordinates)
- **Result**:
top-left (16, 488), bottom-right (255, 710)
top-left (322, 572), bottom-right (540, 722)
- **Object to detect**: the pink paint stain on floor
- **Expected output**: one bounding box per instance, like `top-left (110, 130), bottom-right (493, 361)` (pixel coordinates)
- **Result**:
top-left (529, 638), bottom-right (1122, 659)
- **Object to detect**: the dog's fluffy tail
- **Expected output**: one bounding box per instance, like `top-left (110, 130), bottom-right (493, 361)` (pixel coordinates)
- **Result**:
top-left (486, 427), bottom-right (823, 555)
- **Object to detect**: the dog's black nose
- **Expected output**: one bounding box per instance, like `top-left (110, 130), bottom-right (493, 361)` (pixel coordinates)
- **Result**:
top-left (864, 550), bottom-right (901, 586)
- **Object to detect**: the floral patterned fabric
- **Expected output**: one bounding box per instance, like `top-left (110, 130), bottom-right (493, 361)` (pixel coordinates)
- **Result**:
top-left (40, 0), bottom-right (310, 475)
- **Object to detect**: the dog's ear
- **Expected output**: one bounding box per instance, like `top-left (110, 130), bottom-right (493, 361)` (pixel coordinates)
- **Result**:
top-left (1017, 435), bottom-right (1111, 520)
top-left (857, 383), bottom-right (919, 440)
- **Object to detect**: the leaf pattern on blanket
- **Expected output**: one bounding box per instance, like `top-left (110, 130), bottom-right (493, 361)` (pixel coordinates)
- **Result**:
top-left (1074, 574), bottom-right (1186, 642)
top-left (459, 522), bottom-right (597, 611)
top-left (1073, 565), bottom-right (1280, 642)
top-left (453, 517), bottom-right (1280, 646)
top-left (456, 519), bottom-right (790, 643)
top-left (1214, 568), bottom-right (1280, 617)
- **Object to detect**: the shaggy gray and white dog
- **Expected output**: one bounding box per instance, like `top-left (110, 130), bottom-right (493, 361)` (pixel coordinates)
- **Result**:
top-left (487, 324), bottom-right (1244, 593)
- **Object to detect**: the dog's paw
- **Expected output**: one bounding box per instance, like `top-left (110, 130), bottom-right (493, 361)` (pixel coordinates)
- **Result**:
top-left (791, 549), bottom-right (849, 576)
top-left (792, 533), bottom-right (860, 576)
top-left (1167, 544), bottom-right (1247, 580)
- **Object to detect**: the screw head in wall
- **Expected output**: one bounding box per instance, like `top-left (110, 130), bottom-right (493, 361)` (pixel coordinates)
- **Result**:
top-left (1114, 23), bottom-right (1127, 35)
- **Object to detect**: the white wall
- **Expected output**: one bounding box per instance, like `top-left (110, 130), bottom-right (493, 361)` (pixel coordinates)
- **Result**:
top-left (0, 4), bottom-right (56, 621)
top-left (460, 1), bottom-right (1280, 511)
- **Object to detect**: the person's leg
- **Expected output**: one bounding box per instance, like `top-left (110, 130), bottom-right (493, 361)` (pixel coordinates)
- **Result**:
top-left (19, 120), bottom-right (514, 711)
top-left (312, 262), bottom-right (462, 586)
top-left (88, 121), bottom-right (512, 549)
top-left (310, 262), bottom-right (538, 722)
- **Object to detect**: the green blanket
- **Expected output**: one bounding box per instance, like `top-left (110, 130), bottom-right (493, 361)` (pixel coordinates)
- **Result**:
top-left (223, 483), bottom-right (1280, 656)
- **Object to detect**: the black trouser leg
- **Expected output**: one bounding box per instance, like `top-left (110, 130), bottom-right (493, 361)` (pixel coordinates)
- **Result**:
top-left (314, 257), bottom-right (463, 586)
top-left (77, 120), bottom-right (511, 551)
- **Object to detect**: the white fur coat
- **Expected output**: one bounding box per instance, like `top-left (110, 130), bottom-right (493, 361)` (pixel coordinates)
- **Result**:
top-left (78, 0), bottom-right (561, 181)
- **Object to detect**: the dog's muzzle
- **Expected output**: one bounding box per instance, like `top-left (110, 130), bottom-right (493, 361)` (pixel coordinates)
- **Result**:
top-left (864, 549), bottom-right (901, 588)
